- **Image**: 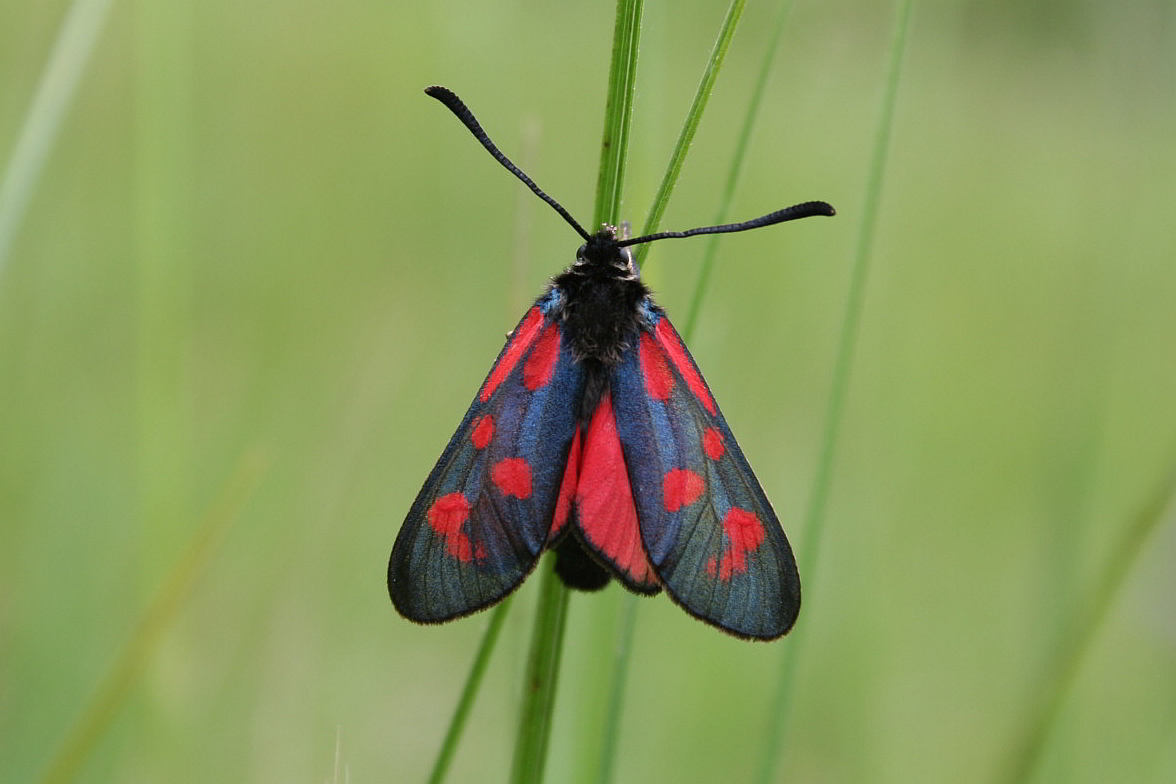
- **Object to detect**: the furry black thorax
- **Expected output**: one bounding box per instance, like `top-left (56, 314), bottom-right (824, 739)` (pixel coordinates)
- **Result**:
top-left (547, 227), bottom-right (653, 591)
top-left (553, 228), bottom-right (648, 365)
top-left (550, 227), bottom-right (650, 428)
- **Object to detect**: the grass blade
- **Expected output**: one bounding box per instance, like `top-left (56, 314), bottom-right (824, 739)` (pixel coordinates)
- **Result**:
top-left (594, 0), bottom-right (644, 229)
top-left (0, 0), bottom-right (116, 278)
top-left (997, 456), bottom-right (1176, 784)
top-left (427, 599), bottom-right (513, 784)
top-left (633, 0), bottom-right (748, 269)
top-left (509, 2), bottom-right (644, 782)
top-left (593, 592), bottom-right (638, 784)
top-left (427, 107), bottom-right (545, 784)
top-left (595, 3), bottom-right (750, 782)
top-left (35, 451), bottom-right (267, 784)
top-left (683, 0), bottom-right (797, 339)
top-left (509, 559), bottom-right (572, 784)
top-left (757, 1), bottom-right (914, 781)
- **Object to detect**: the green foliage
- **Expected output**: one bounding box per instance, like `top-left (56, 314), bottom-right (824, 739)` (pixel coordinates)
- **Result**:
top-left (1, 1), bottom-right (1174, 783)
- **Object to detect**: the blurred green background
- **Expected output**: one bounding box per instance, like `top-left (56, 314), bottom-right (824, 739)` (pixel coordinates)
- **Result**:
top-left (2, 1), bottom-right (1174, 782)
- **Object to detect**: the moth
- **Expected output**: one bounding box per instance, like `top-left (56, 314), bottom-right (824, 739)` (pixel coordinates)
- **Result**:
top-left (388, 86), bottom-right (833, 639)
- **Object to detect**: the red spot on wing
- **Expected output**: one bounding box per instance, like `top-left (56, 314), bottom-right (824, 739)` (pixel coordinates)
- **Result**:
top-left (705, 507), bottom-right (766, 580)
top-left (703, 427), bottom-right (725, 460)
top-left (654, 319), bottom-right (716, 415)
top-left (480, 307), bottom-right (545, 402)
top-left (491, 457), bottom-right (533, 499)
top-left (523, 324), bottom-right (561, 390)
top-left (427, 492), bottom-right (477, 562)
top-left (662, 468), bottom-right (704, 512)
top-left (639, 333), bottom-right (673, 401)
top-left (427, 493), bottom-right (468, 536)
top-left (471, 415), bottom-right (495, 449)
top-left (549, 426), bottom-right (581, 542)
top-left (575, 394), bottom-right (657, 587)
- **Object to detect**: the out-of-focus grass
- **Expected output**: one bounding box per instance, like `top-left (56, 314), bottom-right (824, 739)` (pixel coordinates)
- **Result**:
top-left (1, 2), bottom-right (1174, 783)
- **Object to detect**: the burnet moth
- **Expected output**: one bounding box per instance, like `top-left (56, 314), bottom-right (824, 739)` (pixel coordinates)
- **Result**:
top-left (388, 86), bottom-right (834, 640)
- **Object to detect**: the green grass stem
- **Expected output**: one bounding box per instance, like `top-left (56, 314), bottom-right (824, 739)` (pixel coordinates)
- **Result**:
top-left (592, 590), bottom-right (639, 784)
top-left (508, 3), bottom-right (644, 782)
top-left (633, 0), bottom-right (747, 269)
top-left (0, 0), bottom-right (115, 277)
top-left (426, 599), bottom-right (512, 784)
top-left (36, 451), bottom-right (267, 784)
top-left (594, 0), bottom-right (644, 229)
top-left (509, 558), bottom-right (572, 784)
top-left (757, 1), bottom-right (913, 781)
top-left (997, 456), bottom-right (1176, 784)
top-left (683, 0), bottom-right (796, 339)
top-left (427, 103), bottom-right (544, 784)
top-left (594, 4), bottom-right (750, 781)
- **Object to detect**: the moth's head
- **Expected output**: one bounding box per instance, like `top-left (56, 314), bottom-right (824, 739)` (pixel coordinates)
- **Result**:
top-left (576, 226), bottom-right (637, 278)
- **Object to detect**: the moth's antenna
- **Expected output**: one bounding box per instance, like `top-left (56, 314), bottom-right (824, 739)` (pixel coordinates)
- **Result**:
top-left (617, 201), bottom-right (835, 247)
top-left (426, 86), bottom-right (593, 242)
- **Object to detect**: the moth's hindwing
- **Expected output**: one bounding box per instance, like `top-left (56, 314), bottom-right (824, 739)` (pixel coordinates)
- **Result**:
top-left (569, 392), bottom-right (661, 593)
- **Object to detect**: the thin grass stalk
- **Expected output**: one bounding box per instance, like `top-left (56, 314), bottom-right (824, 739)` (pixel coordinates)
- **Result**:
top-left (595, 5), bottom-right (751, 782)
top-left (426, 113), bottom-right (543, 784)
top-left (683, 0), bottom-right (796, 339)
top-left (509, 558), bottom-right (572, 784)
top-left (592, 592), bottom-right (638, 784)
top-left (633, 0), bottom-right (748, 269)
top-left (508, 3), bottom-right (644, 782)
top-left (594, 0), bottom-right (644, 229)
top-left (997, 456), bottom-right (1176, 784)
top-left (0, 0), bottom-right (116, 278)
top-left (427, 599), bottom-right (513, 784)
top-left (36, 452), bottom-right (267, 784)
top-left (756, 1), bottom-right (914, 781)
top-left (1035, 319), bottom-right (1109, 780)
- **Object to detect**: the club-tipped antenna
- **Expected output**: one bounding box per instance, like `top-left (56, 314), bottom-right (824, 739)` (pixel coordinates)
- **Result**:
top-left (426, 86), bottom-right (835, 249)
top-left (616, 201), bottom-right (835, 247)
top-left (425, 86), bottom-right (593, 242)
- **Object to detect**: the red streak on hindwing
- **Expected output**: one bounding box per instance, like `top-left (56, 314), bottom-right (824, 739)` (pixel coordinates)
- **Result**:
top-left (576, 394), bottom-right (657, 587)
top-left (549, 427), bottom-right (581, 542)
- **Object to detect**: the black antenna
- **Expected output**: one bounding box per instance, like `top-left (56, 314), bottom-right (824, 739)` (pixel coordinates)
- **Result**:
top-left (426, 85), bottom-right (835, 248)
top-left (425, 86), bottom-right (592, 242)
top-left (617, 201), bottom-right (835, 247)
